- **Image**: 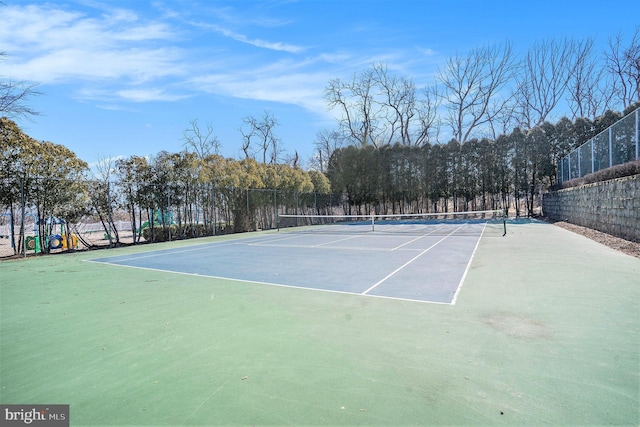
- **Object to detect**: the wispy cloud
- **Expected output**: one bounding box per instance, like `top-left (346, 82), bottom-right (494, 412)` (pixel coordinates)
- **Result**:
top-left (77, 87), bottom-right (190, 104)
top-left (0, 1), bottom-right (429, 118)
top-left (0, 4), bottom-right (185, 84)
top-left (115, 88), bottom-right (190, 103)
top-left (190, 21), bottom-right (305, 53)
top-left (8, 47), bottom-right (186, 85)
top-left (189, 55), bottom-right (345, 116)
top-left (193, 70), bottom-right (329, 114)
top-left (216, 25), bottom-right (304, 53)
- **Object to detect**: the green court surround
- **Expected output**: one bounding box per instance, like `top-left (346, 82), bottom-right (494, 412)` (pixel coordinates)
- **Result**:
top-left (1, 221), bottom-right (638, 425)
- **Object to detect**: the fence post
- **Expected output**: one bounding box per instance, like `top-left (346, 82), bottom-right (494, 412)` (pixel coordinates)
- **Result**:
top-left (577, 147), bottom-right (581, 178)
top-left (212, 186), bottom-right (216, 235)
top-left (273, 190), bottom-right (277, 230)
top-left (591, 139), bottom-right (595, 175)
top-left (106, 181), bottom-right (114, 247)
top-left (167, 188), bottom-right (171, 242)
top-left (20, 176), bottom-right (26, 257)
top-left (636, 108), bottom-right (640, 159)
top-left (608, 127), bottom-right (613, 168)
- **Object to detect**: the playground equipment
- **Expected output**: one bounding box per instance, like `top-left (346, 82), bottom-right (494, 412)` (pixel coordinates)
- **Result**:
top-left (23, 213), bottom-right (40, 253)
top-left (24, 216), bottom-right (79, 253)
top-left (138, 209), bottom-right (175, 232)
top-left (1, 213), bottom-right (79, 254)
top-left (43, 216), bottom-right (79, 250)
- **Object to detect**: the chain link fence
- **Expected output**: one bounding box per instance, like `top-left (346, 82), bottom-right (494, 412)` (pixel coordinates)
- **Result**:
top-left (0, 178), bottom-right (345, 258)
top-left (558, 108), bottom-right (639, 183)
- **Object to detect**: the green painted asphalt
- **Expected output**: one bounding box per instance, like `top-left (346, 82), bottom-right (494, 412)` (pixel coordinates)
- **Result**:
top-left (1, 222), bottom-right (638, 426)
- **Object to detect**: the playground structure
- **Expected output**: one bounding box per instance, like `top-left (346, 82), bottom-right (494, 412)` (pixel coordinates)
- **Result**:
top-left (138, 209), bottom-right (175, 232)
top-left (37, 216), bottom-right (80, 252)
top-left (1, 213), bottom-right (79, 255)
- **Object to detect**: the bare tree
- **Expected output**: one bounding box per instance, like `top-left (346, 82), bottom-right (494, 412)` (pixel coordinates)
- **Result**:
top-left (91, 154), bottom-right (119, 246)
top-left (371, 63), bottom-right (415, 145)
top-left (487, 97), bottom-right (519, 140)
top-left (515, 38), bottom-right (581, 129)
top-left (605, 27), bottom-right (640, 110)
top-left (566, 38), bottom-right (614, 120)
top-left (310, 128), bottom-right (346, 173)
top-left (239, 111), bottom-right (281, 164)
top-left (239, 119), bottom-right (255, 159)
top-left (326, 64), bottom-right (440, 148)
top-left (182, 119), bottom-right (220, 159)
top-left (414, 85), bottom-right (440, 146)
top-left (437, 41), bottom-right (516, 143)
top-left (325, 68), bottom-right (384, 147)
top-left (0, 52), bottom-right (41, 120)
top-left (370, 63), bottom-right (440, 146)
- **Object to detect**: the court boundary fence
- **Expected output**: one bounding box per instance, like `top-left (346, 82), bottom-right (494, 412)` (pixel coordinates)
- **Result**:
top-left (557, 108), bottom-right (639, 183)
top-left (0, 181), bottom-right (351, 258)
top-left (1, 175), bottom-right (511, 258)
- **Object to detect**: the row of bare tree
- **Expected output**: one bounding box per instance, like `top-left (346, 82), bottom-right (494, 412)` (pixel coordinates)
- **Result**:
top-left (325, 106), bottom-right (638, 218)
top-left (315, 31), bottom-right (639, 171)
top-left (2, 31), bottom-right (638, 171)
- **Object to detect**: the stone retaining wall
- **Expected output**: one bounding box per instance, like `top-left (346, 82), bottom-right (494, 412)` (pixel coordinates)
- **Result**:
top-left (542, 174), bottom-right (640, 242)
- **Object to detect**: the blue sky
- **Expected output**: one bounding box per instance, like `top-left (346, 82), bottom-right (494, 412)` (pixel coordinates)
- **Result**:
top-left (1, 0), bottom-right (638, 170)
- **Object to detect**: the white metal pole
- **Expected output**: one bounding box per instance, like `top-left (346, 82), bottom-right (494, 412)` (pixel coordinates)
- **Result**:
top-left (636, 108), bottom-right (640, 159)
top-left (609, 128), bottom-right (613, 168)
top-left (577, 147), bottom-right (581, 178)
top-left (591, 139), bottom-right (595, 174)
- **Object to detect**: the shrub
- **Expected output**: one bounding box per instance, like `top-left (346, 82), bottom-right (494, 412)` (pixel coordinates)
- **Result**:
top-left (553, 159), bottom-right (640, 190)
top-left (141, 223), bottom-right (212, 242)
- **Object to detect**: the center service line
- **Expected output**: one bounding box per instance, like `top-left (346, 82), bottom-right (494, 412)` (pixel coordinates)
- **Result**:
top-left (361, 224), bottom-right (466, 295)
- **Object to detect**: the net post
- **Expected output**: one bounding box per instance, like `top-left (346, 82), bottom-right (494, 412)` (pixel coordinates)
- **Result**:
top-left (371, 214), bottom-right (375, 232)
top-left (502, 209), bottom-right (507, 236)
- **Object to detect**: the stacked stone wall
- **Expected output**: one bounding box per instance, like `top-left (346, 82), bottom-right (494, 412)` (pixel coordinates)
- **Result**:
top-left (542, 174), bottom-right (640, 242)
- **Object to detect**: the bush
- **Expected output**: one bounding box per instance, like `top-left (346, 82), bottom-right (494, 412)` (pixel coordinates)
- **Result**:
top-left (142, 225), bottom-right (176, 242)
top-left (141, 223), bottom-right (210, 242)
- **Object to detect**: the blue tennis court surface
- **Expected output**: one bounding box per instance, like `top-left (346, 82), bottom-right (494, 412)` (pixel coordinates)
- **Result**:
top-left (89, 224), bottom-right (488, 304)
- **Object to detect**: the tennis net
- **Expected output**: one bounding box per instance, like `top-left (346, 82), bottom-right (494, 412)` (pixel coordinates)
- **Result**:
top-left (277, 210), bottom-right (507, 236)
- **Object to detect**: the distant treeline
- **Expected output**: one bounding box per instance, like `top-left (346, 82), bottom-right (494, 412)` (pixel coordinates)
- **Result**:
top-left (326, 107), bottom-right (638, 217)
top-left (1, 105), bottom-right (638, 255)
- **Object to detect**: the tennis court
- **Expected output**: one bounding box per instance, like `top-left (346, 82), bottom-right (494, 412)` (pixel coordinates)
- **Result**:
top-left (1, 219), bottom-right (638, 426)
top-left (89, 217), bottom-right (501, 304)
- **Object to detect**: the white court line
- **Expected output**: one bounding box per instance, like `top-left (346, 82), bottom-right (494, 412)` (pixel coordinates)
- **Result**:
top-left (360, 224), bottom-right (466, 296)
top-left (312, 235), bottom-right (360, 247)
top-left (84, 233), bottom-right (295, 264)
top-left (85, 224), bottom-right (482, 305)
top-left (249, 234), bottom-right (308, 245)
top-left (450, 222), bottom-right (486, 305)
top-left (248, 234), bottom-right (361, 248)
top-left (83, 239), bottom-right (243, 264)
top-left (247, 241), bottom-right (413, 252)
top-left (389, 224), bottom-right (449, 251)
top-left (390, 234), bottom-right (428, 251)
top-left (84, 260), bottom-right (447, 304)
